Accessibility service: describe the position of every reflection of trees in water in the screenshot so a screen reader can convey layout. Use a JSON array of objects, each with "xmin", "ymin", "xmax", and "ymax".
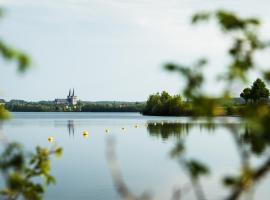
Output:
[
  {"xmin": 157, "ymin": 122, "xmax": 270, "ymax": 200},
  {"xmin": 223, "ymin": 124, "xmax": 270, "ymax": 200},
  {"xmin": 146, "ymin": 122, "xmax": 233, "ymax": 140},
  {"xmin": 147, "ymin": 123, "xmax": 191, "ymax": 140},
  {"xmin": 242, "ymin": 124, "xmax": 270, "ymax": 156},
  {"xmin": 107, "ymin": 121, "xmax": 270, "ymax": 200}
]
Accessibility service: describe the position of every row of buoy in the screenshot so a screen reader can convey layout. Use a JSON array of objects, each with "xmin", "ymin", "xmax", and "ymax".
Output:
[
  {"xmin": 47, "ymin": 122, "xmax": 171, "ymax": 142},
  {"xmin": 47, "ymin": 124, "xmax": 145, "ymax": 142},
  {"xmin": 51, "ymin": 122, "xmax": 168, "ymax": 139}
]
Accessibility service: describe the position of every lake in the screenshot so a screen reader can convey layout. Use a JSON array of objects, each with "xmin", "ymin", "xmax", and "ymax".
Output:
[{"xmin": 1, "ymin": 112, "xmax": 270, "ymax": 200}]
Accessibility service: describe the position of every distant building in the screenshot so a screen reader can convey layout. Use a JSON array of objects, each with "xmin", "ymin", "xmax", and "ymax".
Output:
[{"xmin": 55, "ymin": 89, "xmax": 78, "ymax": 106}]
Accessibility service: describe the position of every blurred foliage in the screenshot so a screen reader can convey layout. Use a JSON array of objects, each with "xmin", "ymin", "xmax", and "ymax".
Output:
[
  {"xmin": 0, "ymin": 9, "xmax": 30, "ymax": 73},
  {"xmin": 145, "ymin": 120, "xmax": 270, "ymax": 200},
  {"xmin": 0, "ymin": 105, "xmax": 10, "ymax": 120},
  {"xmin": 0, "ymin": 143, "xmax": 62, "ymax": 200},
  {"xmin": 0, "ymin": 6, "xmax": 61, "ymax": 200},
  {"xmin": 164, "ymin": 9, "xmax": 270, "ymax": 115},
  {"xmin": 0, "ymin": 8, "xmax": 30, "ymax": 121},
  {"xmin": 160, "ymin": 9, "xmax": 270, "ymax": 200},
  {"xmin": 0, "ymin": 40, "xmax": 30, "ymax": 73},
  {"xmin": 147, "ymin": 122, "xmax": 214, "ymax": 200},
  {"xmin": 106, "ymin": 138, "xmax": 153, "ymax": 200},
  {"xmin": 165, "ymin": 59, "xmax": 206, "ymax": 99}
]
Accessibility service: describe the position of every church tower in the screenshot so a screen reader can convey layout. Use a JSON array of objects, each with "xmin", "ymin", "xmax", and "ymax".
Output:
[
  {"xmin": 55, "ymin": 89, "xmax": 78, "ymax": 105},
  {"xmin": 67, "ymin": 89, "xmax": 71, "ymax": 98},
  {"xmin": 69, "ymin": 88, "xmax": 78, "ymax": 106}
]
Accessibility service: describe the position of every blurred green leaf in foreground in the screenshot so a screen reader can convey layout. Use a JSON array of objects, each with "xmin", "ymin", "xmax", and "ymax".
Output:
[{"xmin": 0, "ymin": 6, "xmax": 61, "ymax": 200}]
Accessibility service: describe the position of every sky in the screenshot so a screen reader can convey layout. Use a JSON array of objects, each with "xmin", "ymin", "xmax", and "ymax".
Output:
[{"xmin": 0, "ymin": 0, "xmax": 270, "ymax": 101}]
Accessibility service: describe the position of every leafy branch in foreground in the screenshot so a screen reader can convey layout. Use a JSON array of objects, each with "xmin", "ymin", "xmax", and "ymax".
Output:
[
  {"xmin": 107, "ymin": 9, "xmax": 270, "ymax": 200},
  {"xmin": 163, "ymin": 9, "xmax": 270, "ymax": 200},
  {"xmin": 0, "ymin": 143, "xmax": 62, "ymax": 200},
  {"xmin": 0, "ymin": 40, "xmax": 30, "ymax": 73},
  {"xmin": 0, "ymin": 6, "xmax": 61, "ymax": 200},
  {"xmin": 0, "ymin": 7, "xmax": 31, "ymax": 121},
  {"xmin": 106, "ymin": 138, "xmax": 152, "ymax": 200}
]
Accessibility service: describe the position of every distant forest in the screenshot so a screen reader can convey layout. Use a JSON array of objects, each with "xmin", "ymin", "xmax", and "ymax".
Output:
[
  {"xmin": 3, "ymin": 100, "xmax": 145, "ymax": 112},
  {"xmin": 1, "ymin": 92, "xmax": 255, "ymax": 115}
]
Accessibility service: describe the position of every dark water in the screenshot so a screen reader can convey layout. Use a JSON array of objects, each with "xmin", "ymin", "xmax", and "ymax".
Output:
[{"xmin": 1, "ymin": 112, "xmax": 269, "ymax": 200}]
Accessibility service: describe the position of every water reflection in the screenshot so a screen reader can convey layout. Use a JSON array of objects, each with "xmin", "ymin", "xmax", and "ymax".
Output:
[
  {"xmin": 144, "ymin": 121, "xmax": 270, "ymax": 200},
  {"xmin": 147, "ymin": 122, "xmax": 190, "ymax": 140},
  {"xmin": 3, "ymin": 114, "xmax": 270, "ymax": 200},
  {"xmin": 67, "ymin": 120, "xmax": 75, "ymax": 137},
  {"xmin": 146, "ymin": 122, "xmax": 230, "ymax": 140}
]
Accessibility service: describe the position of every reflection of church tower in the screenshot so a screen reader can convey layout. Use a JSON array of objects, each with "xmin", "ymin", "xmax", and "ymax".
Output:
[{"xmin": 67, "ymin": 120, "xmax": 75, "ymax": 137}]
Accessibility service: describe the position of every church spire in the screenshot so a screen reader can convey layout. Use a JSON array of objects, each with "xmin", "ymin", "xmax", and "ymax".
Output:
[{"xmin": 68, "ymin": 89, "xmax": 71, "ymax": 97}]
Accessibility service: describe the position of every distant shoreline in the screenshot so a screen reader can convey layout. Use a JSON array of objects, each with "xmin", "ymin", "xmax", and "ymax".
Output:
[{"xmin": 3, "ymin": 100, "xmax": 145, "ymax": 113}]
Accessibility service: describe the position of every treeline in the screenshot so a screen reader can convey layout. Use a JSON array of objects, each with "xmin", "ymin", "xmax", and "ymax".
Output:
[
  {"xmin": 81, "ymin": 103, "xmax": 144, "ymax": 112},
  {"xmin": 5, "ymin": 78, "xmax": 269, "ymax": 114},
  {"xmin": 5, "ymin": 103, "xmax": 63, "ymax": 112},
  {"xmin": 4, "ymin": 101, "xmax": 145, "ymax": 112},
  {"xmin": 142, "ymin": 91, "xmax": 191, "ymax": 116},
  {"xmin": 143, "ymin": 79, "xmax": 270, "ymax": 116}
]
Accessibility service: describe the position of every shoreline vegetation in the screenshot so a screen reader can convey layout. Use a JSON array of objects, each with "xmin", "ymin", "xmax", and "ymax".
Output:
[
  {"xmin": 142, "ymin": 91, "xmax": 246, "ymax": 117},
  {"xmin": 0, "ymin": 95, "xmax": 259, "ymax": 116},
  {"xmin": 0, "ymin": 96, "xmax": 242, "ymax": 115},
  {"xmin": 2, "ymin": 79, "xmax": 270, "ymax": 116},
  {"xmin": 3, "ymin": 100, "xmax": 145, "ymax": 112}
]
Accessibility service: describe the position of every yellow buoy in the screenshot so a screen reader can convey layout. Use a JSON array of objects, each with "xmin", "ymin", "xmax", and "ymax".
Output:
[
  {"xmin": 48, "ymin": 137, "xmax": 54, "ymax": 142},
  {"xmin": 82, "ymin": 131, "xmax": 89, "ymax": 137},
  {"xmin": 134, "ymin": 124, "xmax": 139, "ymax": 128},
  {"xmin": 105, "ymin": 129, "xmax": 109, "ymax": 133}
]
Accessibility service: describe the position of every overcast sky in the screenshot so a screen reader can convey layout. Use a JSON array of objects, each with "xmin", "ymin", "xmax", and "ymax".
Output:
[{"xmin": 0, "ymin": 0, "xmax": 270, "ymax": 101}]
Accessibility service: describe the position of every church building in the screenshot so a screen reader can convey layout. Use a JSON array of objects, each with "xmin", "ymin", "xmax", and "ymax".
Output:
[{"xmin": 55, "ymin": 89, "xmax": 78, "ymax": 106}]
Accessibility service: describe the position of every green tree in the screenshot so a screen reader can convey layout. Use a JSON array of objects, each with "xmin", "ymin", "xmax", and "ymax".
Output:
[
  {"xmin": 240, "ymin": 78, "xmax": 269, "ymax": 103},
  {"xmin": 143, "ymin": 91, "xmax": 184, "ymax": 116},
  {"xmin": 240, "ymin": 88, "xmax": 251, "ymax": 103},
  {"xmin": 250, "ymin": 78, "xmax": 270, "ymax": 102}
]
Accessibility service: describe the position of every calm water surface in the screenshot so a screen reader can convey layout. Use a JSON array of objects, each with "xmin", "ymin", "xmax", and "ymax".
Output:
[{"xmin": 1, "ymin": 112, "xmax": 269, "ymax": 200}]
